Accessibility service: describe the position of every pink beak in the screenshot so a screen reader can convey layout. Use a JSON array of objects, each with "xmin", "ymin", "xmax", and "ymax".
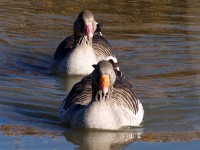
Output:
[{"xmin": 84, "ymin": 21, "xmax": 94, "ymax": 38}]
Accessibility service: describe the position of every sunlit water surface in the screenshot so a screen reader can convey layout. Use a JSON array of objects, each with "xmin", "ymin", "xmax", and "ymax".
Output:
[{"xmin": 0, "ymin": 0, "xmax": 200, "ymax": 149}]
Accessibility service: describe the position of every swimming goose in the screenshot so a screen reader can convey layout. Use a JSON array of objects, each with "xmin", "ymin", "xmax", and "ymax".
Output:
[
  {"xmin": 60, "ymin": 60, "xmax": 144, "ymax": 130},
  {"xmin": 50, "ymin": 10, "xmax": 114, "ymax": 75}
]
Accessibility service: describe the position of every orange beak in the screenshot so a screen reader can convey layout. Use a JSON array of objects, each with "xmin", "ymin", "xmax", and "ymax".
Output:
[{"xmin": 100, "ymin": 75, "xmax": 110, "ymax": 94}]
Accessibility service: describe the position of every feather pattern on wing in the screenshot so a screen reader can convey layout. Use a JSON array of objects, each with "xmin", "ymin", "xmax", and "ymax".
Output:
[
  {"xmin": 53, "ymin": 33, "xmax": 113, "ymax": 61},
  {"xmin": 61, "ymin": 74, "xmax": 139, "ymax": 115}
]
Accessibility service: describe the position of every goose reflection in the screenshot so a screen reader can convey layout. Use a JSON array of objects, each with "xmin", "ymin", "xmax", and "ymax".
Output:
[
  {"xmin": 64, "ymin": 128, "xmax": 143, "ymax": 150},
  {"xmin": 62, "ymin": 75, "xmax": 84, "ymax": 91}
]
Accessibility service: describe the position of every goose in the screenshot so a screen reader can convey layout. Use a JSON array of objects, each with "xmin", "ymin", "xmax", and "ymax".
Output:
[
  {"xmin": 60, "ymin": 59, "xmax": 144, "ymax": 130},
  {"xmin": 50, "ymin": 10, "xmax": 114, "ymax": 75}
]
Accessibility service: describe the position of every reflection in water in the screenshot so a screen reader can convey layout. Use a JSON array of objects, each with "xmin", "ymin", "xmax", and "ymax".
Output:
[
  {"xmin": 0, "ymin": 124, "xmax": 74, "ymax": 149},
  {"xmin": 140, "ymin": 131, "xmax": 200, "ymax": 142},
  {"xmin": 62, "ymin": 75, "xmax": 84, "ymax": 91},
  {"xmin": 64, "ymin": 128, "xmax": 143, "ymax": 150}
]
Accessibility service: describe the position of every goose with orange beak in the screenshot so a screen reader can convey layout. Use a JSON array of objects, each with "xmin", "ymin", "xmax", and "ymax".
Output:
[{"xmin": 60, "ymin": 60, "xmax": 144, "ymax": 130}]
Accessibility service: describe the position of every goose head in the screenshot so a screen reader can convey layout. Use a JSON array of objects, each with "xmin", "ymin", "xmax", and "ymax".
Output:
[
  {"xmin": 73, "ymin": 10, "xmax": 97, "ymax": 39},
  {"xmin": 92, "ymin": 60, "xmax": 116, "ymax": 95}
]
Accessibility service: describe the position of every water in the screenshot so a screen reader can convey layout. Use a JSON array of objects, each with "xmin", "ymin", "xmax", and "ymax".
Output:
[{"xmin": 0, "ymin": 0, "xmax": 200, "ymax": 149}]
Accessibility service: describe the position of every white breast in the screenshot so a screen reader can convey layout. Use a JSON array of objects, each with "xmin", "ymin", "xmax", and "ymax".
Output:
[
  {"xmin": 58, "ymin": 45, "xmax": 98, "ymax": 75},
  {"xmin": 68, "ymin": 99, "xmax": 144, "ymax": 130},
  {"xmin": 69, "ymin": 101, "xmax": 119, "ymax": 129}
]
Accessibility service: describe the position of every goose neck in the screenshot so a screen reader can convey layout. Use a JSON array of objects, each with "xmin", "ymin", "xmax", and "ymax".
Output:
[
  {"xmin": 91, "ymin": 85, "xmax": 113, "ymax": 102},
  {"xmin": 74, "ymin": 35, "xmax": 92, "ymax": 47}
]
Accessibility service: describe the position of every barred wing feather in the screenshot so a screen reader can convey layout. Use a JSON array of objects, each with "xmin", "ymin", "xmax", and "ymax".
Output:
[
  {"xmin": 53, "ymin": 34, "xmax": 113, "ymax": 61},
  {"xmin": 61, "ymin": 75, "xmax": 139, "ymax": 115}
]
